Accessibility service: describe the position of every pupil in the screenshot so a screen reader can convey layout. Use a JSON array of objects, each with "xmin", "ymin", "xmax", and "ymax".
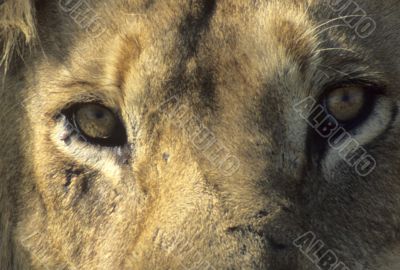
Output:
[
  {"xmin": 341, "ymin": 94, "xmax": 350, "ymax": 102},
  {"xmin": 94, "ymin": 110, "xmax": 104, "ymax": 119}
]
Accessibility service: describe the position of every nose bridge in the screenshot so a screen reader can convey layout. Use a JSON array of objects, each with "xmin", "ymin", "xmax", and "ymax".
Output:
[
  {"xmin": 220, "ymin": 93, "xmax": 309, "ymax": 228},
  {"xmin": 278, "ymin": 101, "xmax": 309, "ymax": 180},
  {"xmin": 257, "ymin": 87, "xmax": 309, "ymax": 184}
]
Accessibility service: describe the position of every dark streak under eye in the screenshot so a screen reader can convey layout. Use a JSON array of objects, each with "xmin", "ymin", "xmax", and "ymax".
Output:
[
  {"xmin": 64, "ymin": 168, "xmax": 84, "ymax": 189},
  {"xmin": 81, "ymin": 177, "xmax": 89, "ymax": 194}
]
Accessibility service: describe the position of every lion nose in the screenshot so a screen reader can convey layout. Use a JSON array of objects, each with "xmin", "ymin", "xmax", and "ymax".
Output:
[
  {"xmin": 267, "ymin": 235, "xmax": 291, "ymax": 251},
  {"xmin": 225, "ymin": 221, "xmax": 299, "ymax": 269}
]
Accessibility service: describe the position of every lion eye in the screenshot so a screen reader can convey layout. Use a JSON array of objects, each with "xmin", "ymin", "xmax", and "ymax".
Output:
[
  {"xmin": 75, "ymin": 104, "xmax": 117, "ymax": 139},
  {"xmin": 325, "ymin": 86, "xmax": 366, "ymax": 123},
  {"xmin": 64, "ymin": 103, "xmax": 127, "ymax": 146}
]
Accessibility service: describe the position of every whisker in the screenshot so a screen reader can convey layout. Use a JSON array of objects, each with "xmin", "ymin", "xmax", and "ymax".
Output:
[
  {"xmin": 315, "ymin": 24, "xmax": 347, "ymax": 36},
  {"xmin": 318, "ymin": 64, "xmax": 353, "ymax": 77},
  {"xmin": 311, "ymin": 15, "xmax": 367, "ymax": 33},
  {"xmin": 318, "ymin": 64, "xmax": 368, "ymax": 78},
  {"xmin": 316, "ymin": 48, "xmax": 357, "ymax": 54}
]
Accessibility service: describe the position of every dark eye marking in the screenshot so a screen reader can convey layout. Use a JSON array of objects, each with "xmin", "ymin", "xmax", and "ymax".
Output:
[{"xmin": 64, "ymin": 168, "xmax": 84, "ymax": 189}]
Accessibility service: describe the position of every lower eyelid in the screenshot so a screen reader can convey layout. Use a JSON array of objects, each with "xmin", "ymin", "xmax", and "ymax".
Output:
[
  {"xmin": 52, "ymin": 120, "xmax": 129, "ymax": 177},
  {"xmin": 309, "ymin": 96, "xmax": 392, "ymax": 156},
  {"xmin": 335, "ymin": 98, "xmax": 393, "ymax": 145},
  {"xmin": 319, "ymin": 98, "xmax": 394, "ymax": 179}
]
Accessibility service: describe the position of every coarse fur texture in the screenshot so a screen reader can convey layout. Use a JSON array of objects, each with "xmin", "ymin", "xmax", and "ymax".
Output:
[{"xmin": 1, "ymin": 0, "xmax": 400, "ymax": 269}]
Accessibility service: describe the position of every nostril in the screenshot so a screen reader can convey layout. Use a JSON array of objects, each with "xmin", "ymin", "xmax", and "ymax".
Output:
[
  {"xmin": 267, "ymin": 236, "xmax": 290, "ymax": 251},
  {"xmin": 255, "ymin": 210, "xmax": 270, "ymax": 219}
]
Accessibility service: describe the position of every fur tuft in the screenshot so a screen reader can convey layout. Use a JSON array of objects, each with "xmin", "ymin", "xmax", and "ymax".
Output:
[{"xmin": 0, "ymin": 0, "xmax": 37, "ymax": 74}]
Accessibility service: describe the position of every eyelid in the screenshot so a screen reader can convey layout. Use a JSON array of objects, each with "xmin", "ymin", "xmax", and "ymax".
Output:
[
  {"xmin": 48, "ymin": 80, "xmax": 122, "ymax": 118},
  {"xmin": 52, "ymin": 119, "xmax": 131, "ymax": 176},
  {"xmin": 320, "ymin": 79, "xmax": 386, "ymax": 100},
  {"xmin": 61, "ymin": 102, "xmax": 121, "ymax": 123}
]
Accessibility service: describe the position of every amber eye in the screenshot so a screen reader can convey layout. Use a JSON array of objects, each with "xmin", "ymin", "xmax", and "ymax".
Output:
[
  {"xmin": 325, "ymin": 86, "xmax": 367, "ymax": 123},
  {"xmin": 64, "ymin": 103, "xmax": 127, "ymax": 146},
  {"xmin": 75, "ymin": 104, "xmax": 117, "ymax": 139}
]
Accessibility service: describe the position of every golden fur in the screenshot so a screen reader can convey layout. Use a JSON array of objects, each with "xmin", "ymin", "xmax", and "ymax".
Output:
[{"xmin": 1, "ymin": 0, "xmax": 400, "ymax": 269}]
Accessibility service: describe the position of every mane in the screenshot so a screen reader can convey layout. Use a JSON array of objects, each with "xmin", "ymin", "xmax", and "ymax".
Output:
[
  {"xmin": 0, "ymin": 1, "xmax": 38, "ymax": 268},
  {"xmin": 0, "ymin": 0, "xmax": 37, "ymax": 75}
]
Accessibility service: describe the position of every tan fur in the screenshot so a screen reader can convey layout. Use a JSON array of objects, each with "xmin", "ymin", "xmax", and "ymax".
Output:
[
  {"xmin": 0, "ymin": 0, "xmax": 37, "ymax": 75},
  {"xmin": 1, "ymin": 0, "xmax": 400, "ymax": 269}
]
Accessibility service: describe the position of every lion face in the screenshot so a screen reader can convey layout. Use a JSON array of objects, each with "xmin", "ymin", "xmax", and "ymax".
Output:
[{"xmin": 2, "ymin": 0, "xmax": 400, "ymax": 269}]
